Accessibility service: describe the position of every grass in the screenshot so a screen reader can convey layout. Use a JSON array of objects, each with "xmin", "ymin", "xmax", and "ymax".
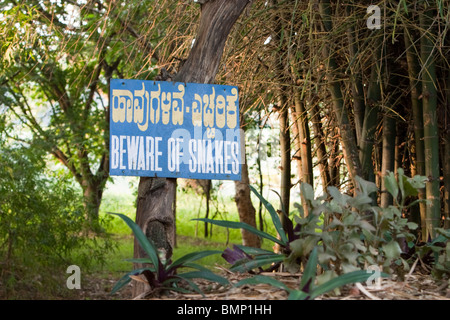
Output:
[
  {"xmin": 98, "ymin": 186, "xmax": 242, "ymax": 273},
  {"xmin": 97, "ymin": 183, "xmax": 278, "ymax": 276},
  {"xmin": 0, "ymin": 182, "xmax": 281, "ymax": 299}
]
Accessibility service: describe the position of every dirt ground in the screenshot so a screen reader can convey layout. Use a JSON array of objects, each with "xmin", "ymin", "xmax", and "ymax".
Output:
[{"xmin": 78, "ymin": 266, "xmax": 450, "ymax": 301}]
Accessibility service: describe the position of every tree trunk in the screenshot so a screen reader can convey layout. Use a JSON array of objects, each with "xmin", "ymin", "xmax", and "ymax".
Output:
[
  {"xmin": 133, "ymin": 0, "xmax": 251, "ymax": 298},
  {"xmin": 133, "ymin": 177, "xmax": 176, "ymax": 296},
  {"xmin": 256, "ymin": 115, "xmax": 264, "ymax": 231},
  {"xmin": 291, "ymin": 89, "xmax": 313, "ymax": 217},
  {"xmin": 420, "ymin": 6, "xmax": 440, "ymax": 240},
  {"xmin": 278, "ymin": 98, "xmax": 291, "ymax": 229},
  {"xmin": 269, "ymin": 0, "xmax": 291, "ymax": 228},
  {"xmin": 380, "ymin": 113, "xmax": 397, "ymax": 207},
  {"xmin": 358, "ymin": 39, "xmax": 382, "ymax": 183},
  {"xmin": 444, "ymin": 71, "xmax": 450, "ymax": 229},
  {"xmin": 293, "ymin": 89, "xmax": 313, "ymax": 187},
  {"xmin": 82, "ymin": 182, "xmax": 102, "ymax": 225},
  {"xmin": 444, "ymin": 117, "xmax": 450, "ymax": 229},
  {"xmin": 404, "ymin": 27, "xmax": 427, "ymax": 237},
  {"xmin": 234, "ymin": 152, "xmax": 261, "ymax": 248},
  {"xmin": 310, "ymin": 103, "xmax": 331, "ymax": 189},
  {"xmin": 329, "ymin": 126, "xmax": 341, "ymax": 187},
  {"xmin": 318, "ymin": 0, "xmax": 362, "ymax": 186},
  {"xmin": 203, "ymin": 180, "xmax": 212, "ymax": 238},
  {"xmin": 345, "ymin": 6, "xmax": 365, "ymax": 143}
]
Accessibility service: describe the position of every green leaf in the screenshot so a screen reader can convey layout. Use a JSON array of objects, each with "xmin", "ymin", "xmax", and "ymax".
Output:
[
  {"xmin": 410, "ymin": 175, "xmax": 427, "ymax": 189},
  {"xmin": 168, "ymin": 275, "xmax": 204, "ymax": 296},
  {"xmin": 355, "ymin": 176, "xmax": 378, "ymax": 196},
  {"xmin": 110, "ymin": 274, "xmax": 132, "ymax": 295},
  {"xmin": 125, "ymin": 258, "xmax": 157, "ymax": 267},
  {"xmin": 108, "ymin": 212, "xmax": 160, "ymax": 275},
  {"xmin": 406, "ymin": 222, "xmax": 418, "ymax": 230},
  {"xmin": 397, "ymin": 168, "xmax": 405, "ymax": 200},
  {"xmin": 234, "ymin": 275, "xmax": 290, "ymax": 291},
  {"xmin": 403, "ymin": 174, "xmax": 427, "ymax": 198},
  {"xmin": 382, "ymin": 241, "xmax": 402, "ymax": 260},
  {"xmin": 316, "ymin": 270, "xmax": 340, "ymax": 296},
  {"xmin": 402, "ymin": 176, "xmax": 418, "ymax": 198},
  {"xmin": 169, "ymin": 250, "xmax": 223, "ymax": 271},
  {"xmin": 348, "ymin": 193, "xmax": 374, "ymax": 208},
  {"xmin": 194, "ymin": 218, "xmax": 285, "ymax": 246},
  {"xmin": 288, "ymin": 290, "xmax": 310, "ymax": 300},
  {"xmin": 358, "ymin": 219, "xmax": 376, "ymax": 232},
  {"xmin": 235, "ymin": 245, "xmax": 275, "ymax": 256},
  {"xmin": 249, "ymin": 185, "xmax": 288, "ymax": 245},
  {"xmin": 342, "ymin": 213, "xmax": 356, "ymax": 226},
  {"xmin": 289, "ymin": 237, "xmax": 318, "ymax": 258},
  {"xmin": 110, "ymin": 267, "xmax": 152, "ymax": 295},
  {"xmin": 310, "ymin": 270, "xmax": 381, "ymax": 299},
  {"xmin": 383, "ymin": 172, "xmax": 398, "ymax": 200},
  {"xmin": 301, "ymin": 182, "xmax": 315, "ymax": 202},
  {"xmin": 230, "ymin": 254, "xmax": 285, "ymax": 273},
  {"xmin": 327, "ymin": 186, "xmax": 349, "ymax": 207},
  {"xmin": 299, "ymin": 246, "xmax": 318, "ymax": 292}
]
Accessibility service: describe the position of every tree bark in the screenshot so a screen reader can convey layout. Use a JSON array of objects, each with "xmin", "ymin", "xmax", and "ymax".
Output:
[
  {"xmin": 329, "ymin": 126, "xmax": 341, "ymax": 187},
  {"xmin": 319, "ymin": 0, "xmax": 362, "ymax": 186},
  {"xmin": 278, "ymin": 98, "xmax": 291, "ymax": 229},
  {"xmin": 345, "ymin": 6, "xmax": 365, "ymax": 144},
  {"xmin": 380, "ymin": 113, "xmax": 396, "ymax": 208},
  {"xmin": 82, "ymin": 179, "xmax": 104, "ymax": 230},
  {"xmin": 203, "ymin": 180, "xmax": 212, "ymax": 238},
  {"xmin": 358, "ymin": 39, "xmax": 382, "ymax": 183},
  {"xmin": 234, "ymin": 152, "xmax": 261, "ymax": 248},
  {"xmin": 293, "ymin": 89, "xmax": 313, "ymax": 187},
  {"xmin": 404, "ymin": 26, "xmax": 427, "ymax": 239},
  {"xmin": 291, "ymin": 89, "xmax": 313, "ymax": 217},
  {"xmin": 310, "ymin": 103, "xmax": 331, "ymax": 189},
  {"xmin": 444, "ymin": 71, "xmax": 450, "ymax": 230},
  {"xmin": 420, "ymin": 6, "xmax": 440, "ymax": 240},
  {"xmin": 132, "ymin": 0, "xmax": 251, "ymax": 297}
]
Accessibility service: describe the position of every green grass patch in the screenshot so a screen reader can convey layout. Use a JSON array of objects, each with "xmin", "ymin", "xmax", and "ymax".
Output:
[{"xmin": 97, "ymin": 184, "xmax": 279, "ymax": 276}]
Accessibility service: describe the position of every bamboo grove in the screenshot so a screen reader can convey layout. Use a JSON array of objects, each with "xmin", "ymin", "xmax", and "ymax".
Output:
[
  {"xmin": 1, "ymin": 0, "xmax": 449, "ymax": 243},
  {"xmin": 213, "ymin": 0, "xmax": 450, "ymax": 242}
]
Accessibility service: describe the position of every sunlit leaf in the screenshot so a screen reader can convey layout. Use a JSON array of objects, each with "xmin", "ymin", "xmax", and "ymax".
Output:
[{"xmin": 249, "ymin": 185, "xmax": 288, "ymax": 245}]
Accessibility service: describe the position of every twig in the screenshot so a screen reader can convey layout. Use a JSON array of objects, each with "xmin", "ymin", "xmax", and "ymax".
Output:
[
  {"xmin": 355, "ymin": 283, "xmax": 381, "ymax": 300},
  {"xmin": 407, "ymin": 258, "xmax": 419, "ymax": 277}
]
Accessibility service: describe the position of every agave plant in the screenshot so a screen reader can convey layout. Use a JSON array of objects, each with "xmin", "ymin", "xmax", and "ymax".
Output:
[
  {"xmin": 196, "ymin": 185, "xmax": 298, "ymax": 273},
  {"xmin": 109, "ymin": 212, "xmax": 229, "ymax": 296}
]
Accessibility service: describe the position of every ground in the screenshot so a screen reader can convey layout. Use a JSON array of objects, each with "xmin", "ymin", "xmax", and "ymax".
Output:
[{"xmin": 77, "ymin": 266, "xmax": 450, "ymax": 301}]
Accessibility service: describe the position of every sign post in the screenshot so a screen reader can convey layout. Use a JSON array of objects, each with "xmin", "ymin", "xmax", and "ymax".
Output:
[{"xmin": 109, "ymin": 79, "xmax": 242, "ymax": 181}]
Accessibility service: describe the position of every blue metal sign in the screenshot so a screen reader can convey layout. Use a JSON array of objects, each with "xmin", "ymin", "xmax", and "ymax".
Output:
[{"xmin": 109, "ymin": 79, "xmax": 242, "ymax": 180}]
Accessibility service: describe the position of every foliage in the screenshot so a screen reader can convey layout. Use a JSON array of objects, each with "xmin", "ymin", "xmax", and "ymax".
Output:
[
  {"xmin": 414, "ymin": 228, "xmax": 450, "ymax": 280},
  {"xmin": 235, "ymin": 247, "xmax": 387, "ymax": 300},
  {"xmin": 0, "ymin": 139, "xmax": 114, "ymax": 298},
  {"xmin": 109, "ymin": 213, "xmax": 228, "ymax": 297},
  {"xmin": 291, "ymin": 171, "xmax": 424, "ymax": 276},
  {"xmin": 198, "ymin": 170, "xmax": 440, "ymax": 298},
  {"xmin": 0, "ymin": 0, "xmax": 199, "ymax": 224},
  {"xmin": 196, "ymin": 185, "xmax": 292, "ymax": 273}
]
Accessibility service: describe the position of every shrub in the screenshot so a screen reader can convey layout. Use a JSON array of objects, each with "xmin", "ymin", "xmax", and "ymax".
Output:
[
  {"xmin": 0, "ymin": 142, "xmax": 114, "ymax": 298},
  {"xmin": 198, "ymin": 171, "xmax": 442, "ymax": 298}
]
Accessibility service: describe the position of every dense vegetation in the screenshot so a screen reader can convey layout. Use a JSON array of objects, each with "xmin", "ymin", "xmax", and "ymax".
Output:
[{"xmin": 0, "ymin": 0, "xmax": 449, "ymax": 299}]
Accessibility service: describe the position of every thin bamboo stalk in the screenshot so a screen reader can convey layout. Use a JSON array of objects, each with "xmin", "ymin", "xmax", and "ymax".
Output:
[
  {"xmin": 404, "ymin": 26, "xmax": 427, "ymax": 239},
  {"xmin": 318, "ymin": 0, "xmax": 363, "ymax": 186},
  {"xmin": 359, "ymin": 38, "xmax": 382, "ymax": 182},
  {"xmin": 420, "ymin": 5, "xmax": 441, "ymax": 240}
]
